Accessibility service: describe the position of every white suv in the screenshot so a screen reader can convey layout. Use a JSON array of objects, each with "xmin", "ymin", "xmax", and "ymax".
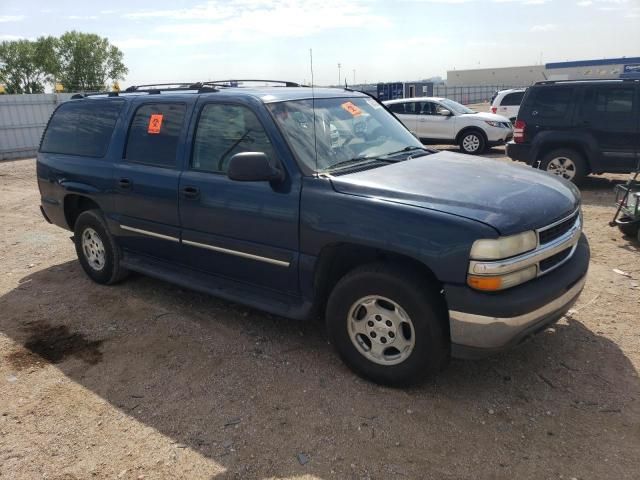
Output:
[
  {"xmin": 490, "ymin": 88, "xmax": 526, "ymax": 123},
  {"xmin": 384, "ymin": 97, "xmax": 513, "ymax": 154}
]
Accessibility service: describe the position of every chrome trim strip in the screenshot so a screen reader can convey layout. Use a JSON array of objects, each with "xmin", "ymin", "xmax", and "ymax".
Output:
[
  {"xmin": 449, "ymin": 275, "xmax": 586, "ymax": 348},
  {"xmin": 536, "ymin": 208, "xmax": 579, "ymax": 234},
  {"xmin": 120, "ymin": 225, "xmax": 180, "ymax": 243},
  {"xmin": 469, "ymin": 214, "xmax": 581, "ymax": 277},
  {"xmin": 182, "ymin": 239, "xmax": 290, "ymax": 267}
]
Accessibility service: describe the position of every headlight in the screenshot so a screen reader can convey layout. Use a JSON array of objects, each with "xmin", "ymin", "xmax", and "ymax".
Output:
[
  {"xmin": 470, "ymin": 231, "xmax": 537, "ymax": 260},
  {"xmin": 484, "ymin": 120, "xmax": 504, "ymax": 128}
]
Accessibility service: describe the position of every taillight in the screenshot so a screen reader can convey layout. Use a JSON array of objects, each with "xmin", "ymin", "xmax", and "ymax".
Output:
[
  {"xmin": 513, "ymin": 119, "xmax": 526, "ymax": 143},
  {"xmin": 490, "ymin": 106, "xmax": 497, "ymax": 114}
]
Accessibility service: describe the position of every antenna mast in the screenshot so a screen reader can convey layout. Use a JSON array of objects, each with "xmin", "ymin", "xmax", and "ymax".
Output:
[{"xmin": 310, "ymin": 48, "xmax": 318, "ymax": 175}]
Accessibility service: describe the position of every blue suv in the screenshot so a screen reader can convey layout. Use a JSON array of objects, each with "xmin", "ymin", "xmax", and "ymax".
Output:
[{"xmin": 37, "ymin": 80, "xmax": 590, "ymax": 385}]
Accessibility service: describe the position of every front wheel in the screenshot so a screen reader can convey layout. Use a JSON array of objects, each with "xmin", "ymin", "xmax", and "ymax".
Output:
[
  {"xmin": 459, "ymin": 131, "xmax": 486, "ymax": 155},
  {"xmin": 326, "ymin": 263, "xmax": 449, "ymax": 386}
]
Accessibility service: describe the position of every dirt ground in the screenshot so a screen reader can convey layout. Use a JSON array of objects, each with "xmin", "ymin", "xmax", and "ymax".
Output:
[{"xmin": 0, "ymin": 153, "xmax": 638, "ymax": 480}]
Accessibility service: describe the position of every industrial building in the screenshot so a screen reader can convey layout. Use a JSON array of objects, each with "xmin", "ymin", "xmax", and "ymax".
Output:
[{"xmin": 446, "ymin": 56, "xmax": 640, "ymax": 87}]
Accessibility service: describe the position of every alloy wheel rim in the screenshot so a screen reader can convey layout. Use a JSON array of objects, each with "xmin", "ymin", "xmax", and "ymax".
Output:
[
  {"xmin": 82, "ymin": 227, "xmax": 106, "ymax": 271},
  {"xmin": 547, "ymin": 157, "xmax": 576, "ymax": 180},
  {"xmin": 462, "ymin": 134, "xmax": 480, "ymax": 152},
  {"xmin": 347, "ymin": 295, "xmax": 416, "ymax": 366}
]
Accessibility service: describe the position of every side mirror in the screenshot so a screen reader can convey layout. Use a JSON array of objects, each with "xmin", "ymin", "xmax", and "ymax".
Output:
[
  {"xmin": 439, "ymin": 109, "xmax": 452, "ymax": 117},
  {"xmin": 227, "ymin": 152, "xmax": 283, "ymax": 182}
]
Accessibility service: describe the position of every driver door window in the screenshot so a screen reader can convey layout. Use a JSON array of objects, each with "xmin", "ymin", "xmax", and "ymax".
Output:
[{"xmin": 192, "ymin": 104, "xmax": 276, "ymax": 173}]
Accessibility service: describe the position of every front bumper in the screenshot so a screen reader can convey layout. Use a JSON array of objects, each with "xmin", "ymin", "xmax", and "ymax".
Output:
[
  {"xmin": 486, "ymin": 128, "xmax": 513, "ymax": 146},
  {"xmin": 446, "ymin": 233, "xmax": 589, "ymax": 358}
]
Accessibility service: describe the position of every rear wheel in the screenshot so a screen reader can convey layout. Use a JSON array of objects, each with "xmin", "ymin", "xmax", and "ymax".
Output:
[
  {"xmin": 74, "ymin": 210, "xmax": 128, "ymax": 285},
  {"xmin": 539, "ymin": 149, "xmax": 588, "ymax": 185},
  {"xmin": 459, "ymin": 130, "xmax": 486, "ymax": 155},
  {"xmin": 326, "ymin": 263, "xmax": 449, "ymax": 386}
]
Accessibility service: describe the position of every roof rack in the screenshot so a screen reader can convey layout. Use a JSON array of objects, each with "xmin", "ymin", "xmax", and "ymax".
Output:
[
  {"xmin": 202, "ymin": 79, "xmax": 303, "ymax": 88},
  {"xmin": 67, "ymin": 79, "xmax": 303, "ymax": 99},
  {"xmin": 124, "ymin": 82, "xmax": 214, "ymax": 92},
  {"xmin": 535, "ymin": 78, "xmax": 638, "ymax": 85},
  {"xmin": 69, "ymin": 83, "xmax": 218, "ymax": 99}
]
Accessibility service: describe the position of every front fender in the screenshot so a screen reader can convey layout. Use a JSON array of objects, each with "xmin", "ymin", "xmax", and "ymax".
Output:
[{"xmin": 299, "ymin": 177, "xmax": 497, "ymax": 285}]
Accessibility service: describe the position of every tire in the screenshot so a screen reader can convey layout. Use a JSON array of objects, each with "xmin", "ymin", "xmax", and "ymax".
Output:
[
  {"xmin": 617, "ymin": 217, "xmax": 640, "ymax": 238},
  {"xmin": 73, "ymin": 209, "xmax": 128, "ymax": 285},
  {"xmin": 539, "ymin": 149, "xmax": 588, "ymax": 186},
  {"xmin": 326, "ymin": 263, "xmax": 449, "ymax": 386},
  {"xmin": 459, "ymin": 130, "xmax": 486, "ymax": 155}
]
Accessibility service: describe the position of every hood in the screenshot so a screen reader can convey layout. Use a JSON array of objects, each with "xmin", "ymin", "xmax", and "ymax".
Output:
[
  {"xmin": 462, "ymin": 111, "xmax": 511, "ymax": 123},
  {"xmin": 330, "ymin": 151, "xmax": 580, "ymax": 236}
]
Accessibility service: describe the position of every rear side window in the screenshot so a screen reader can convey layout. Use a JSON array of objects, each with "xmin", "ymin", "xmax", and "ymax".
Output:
[
  {"xmin": 40, "ymin": 100, "xmax": 123, "ymax": 157},
  {"xmin": 125, "ymin": 103, "xmax": 186, "ymax": 168},
  {"xmin": 191, "ymin": 103, "xmax": 276, "ymax": 174},
  {"xmin": 501, "ymin": 91, "xmax": 524, "ymax": 106},
  {"xmin": 527, "ymin": 87, "xmax": 575, "ymax": 120},
  {"xmin": 580, "ymin": 85, "xmax": 636, "ymax": 126},
  {"xmin": 388, "ymin": 103, "xmax": 406, "ymax": 114},
  {"xmin": 593, "ymin": 86, "xmax": 634, "ymax": 113}
]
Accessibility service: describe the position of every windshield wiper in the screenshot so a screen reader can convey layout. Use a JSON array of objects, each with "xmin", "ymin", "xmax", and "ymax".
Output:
[
  {"xmin": 322, "ymin": 146, "xmax": 432, "ymax": 173},
  {"xmin": 322, "ymin": 156, "xmax": 381, "ymax": 172},
  {"xmin": 379, "ymin": 146, "xmax": 431, "ymax": 159}
]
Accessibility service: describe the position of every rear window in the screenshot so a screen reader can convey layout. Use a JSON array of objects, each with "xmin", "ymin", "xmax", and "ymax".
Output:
[
  {"xmin": 526, "ymin": 86, "xmax": 575, "ymax": 120},
  {"xmin": 124, "ymin": 103, "xmax": 187, "ymax": 168},
  {"xmin": 501, "ymin": 91, "xmax": 525, "ymax": 106},
  {"xmin": 40, "ymin": 100, "xmax": 123, "ymax": 157}
]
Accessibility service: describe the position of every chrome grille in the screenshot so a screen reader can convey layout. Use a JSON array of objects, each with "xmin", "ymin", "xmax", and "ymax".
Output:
[
  {"xmin": 538, "ymin": 211, "xmax": 579, "ymax": 245},
  {"xmin": 539, "ymin": 247, "xmax": 572, "ymax": 272}
]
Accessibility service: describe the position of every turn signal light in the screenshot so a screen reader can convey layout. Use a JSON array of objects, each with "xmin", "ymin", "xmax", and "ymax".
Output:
[
  {"xmin": 468, "ymin": 265, "xmax": 537, "ymax": 291},
  {"xmin": 467, "ymin": 275, "xmax": 502, "ymax": 291}
]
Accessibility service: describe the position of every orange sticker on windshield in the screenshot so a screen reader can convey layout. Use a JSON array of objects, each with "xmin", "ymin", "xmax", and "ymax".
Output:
[
  {"xmin": 341, "ymin": 101, "xmax": 362, "ymax": 117},
  {"xmin": 148, "ymin": 114, "xmax": 163, "ymax": 134}
]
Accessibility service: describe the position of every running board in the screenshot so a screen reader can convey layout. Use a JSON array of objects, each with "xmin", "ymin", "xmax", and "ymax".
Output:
[{"xmin": 121, "ymin": 252, "xmax": 313, "ymax": 321}]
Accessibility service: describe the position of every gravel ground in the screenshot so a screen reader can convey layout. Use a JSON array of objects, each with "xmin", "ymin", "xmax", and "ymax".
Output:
[{"xmin": 0, "ymin": 154, "xmax": 639, "ymax": 480}]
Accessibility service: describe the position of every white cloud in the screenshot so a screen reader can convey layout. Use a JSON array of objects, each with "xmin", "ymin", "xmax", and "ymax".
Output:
[
  {"xmin": 113, "ymin": 38, "xmax": 164, "ymax": 49},
  {"xmin": 124, "ymin": 0, "xmax": 391, "ymax": 44},
  {"xmin": 530, "ymin": 23, "xmax": 557, "ymax": 31},
  {"xmin": 0, "ymin": 15, "xmax": 25, "ymax": 22},
  {"xmin": 67, "ymin": 15, "xmax": 99, "ymax": 20}
]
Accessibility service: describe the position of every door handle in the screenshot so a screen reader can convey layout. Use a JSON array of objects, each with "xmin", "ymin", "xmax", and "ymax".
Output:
[
  {"xmin": 181, "ymin": 186, "xmax": 200, "ymax": 199},
  {"xmin": 118, "ymin": 178, "xmax": 132, "ymax": 189}
]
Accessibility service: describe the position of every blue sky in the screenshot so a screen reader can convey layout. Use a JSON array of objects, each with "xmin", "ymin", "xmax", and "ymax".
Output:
[{"xmin": 1, "ymin": 0, "xmax": 639, "ymax": 87}]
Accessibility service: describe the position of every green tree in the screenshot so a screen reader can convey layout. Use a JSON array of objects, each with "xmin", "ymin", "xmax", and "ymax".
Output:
[
  {"xmin": 0, "ymin": 37, "xmax": 57, "ymax": 94},
  {"xmin": 56, "ymin": 31, "xmax": 127, "ymax": 92}
]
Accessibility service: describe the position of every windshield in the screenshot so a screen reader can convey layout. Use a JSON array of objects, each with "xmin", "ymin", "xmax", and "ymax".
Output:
[
  {"xmin": 267, "ymin": 97, "xmax": 424, "ymax": 174},
  {"xmin": 439, "ymin": 99, "xmax": 475, "ymax": 115}
]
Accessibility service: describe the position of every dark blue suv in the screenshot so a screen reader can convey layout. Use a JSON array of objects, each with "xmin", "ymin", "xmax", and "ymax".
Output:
[{"xmin": 37, "ymin": 80, "xmax": 590, "ymax": 385}]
